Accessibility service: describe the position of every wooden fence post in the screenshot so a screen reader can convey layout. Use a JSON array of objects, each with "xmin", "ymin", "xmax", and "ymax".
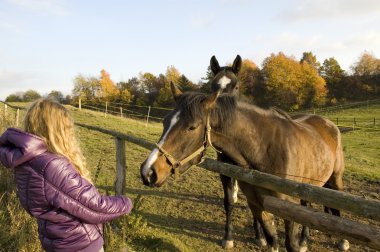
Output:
[
  {"xmin": 145, "ymin": 106, "xmax": 151, "ymax": 128},
  {"xmin": 79, "ymin": 98, "xmax": 82, "ymax": 110},
  {"xmin": 15, "ymin": 109, "xmax": 20, "ymax": 127},
  {"xmin": 120, "ymin": 107, "xmax": 123, "ymax": 117},
  {"xmin": 115, "ymin": 137, "xmax": 126, "ymax": 195},
  {"xmin": 105, "ymin": 102, "xmax": 108, "ymax": 118},
  {"xmin": 4, "ymin": 104, "xmax": 7, "ymax": 118}
]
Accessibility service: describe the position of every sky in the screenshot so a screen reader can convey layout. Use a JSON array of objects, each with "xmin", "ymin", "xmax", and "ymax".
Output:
[{"xmin": 1, "ymin": 0, "xmax": 380, "ymax": 100}]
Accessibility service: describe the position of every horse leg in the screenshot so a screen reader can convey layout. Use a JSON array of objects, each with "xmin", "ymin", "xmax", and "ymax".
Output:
[
  {"xmin": 285, "ymin": 219, "xmax": 301, "ymax": 252},
  {"xmin": 248, "ymin": 201, "xmax": 279, "ymax": 251},
  {"xmin": 220, "ymin": 174, "xmax": 235, "ymax": 249},
  {"xmin": 253, "ymin": 217, "xmax": 267, "ymax": 247},
  {"xmin": 299, "ymin": 200, "xmax": 310, "ymax": 252},
  {"xmin": 324, "ymin": 174, "xmax": 350, "ymax": 251}
]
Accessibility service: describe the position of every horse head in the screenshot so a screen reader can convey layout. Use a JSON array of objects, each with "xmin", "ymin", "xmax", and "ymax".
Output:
[
  {"xmin": 140, "ymin": 83, "xmax": 220, "ymax": 187},
  {"xmin": 210, "ymin": 55, "xmax": 242, "ymax": 94}
]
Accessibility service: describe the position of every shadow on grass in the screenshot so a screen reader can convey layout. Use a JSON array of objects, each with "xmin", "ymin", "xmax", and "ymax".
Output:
[{"xmin": 136, "ymin": 210, "xmax": 255, "ymax": 246}]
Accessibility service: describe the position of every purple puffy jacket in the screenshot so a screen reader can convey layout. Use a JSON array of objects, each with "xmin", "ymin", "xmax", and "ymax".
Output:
[{"xmin": 0, "ymin": 128, "xmax": 133, "ymax": 252}]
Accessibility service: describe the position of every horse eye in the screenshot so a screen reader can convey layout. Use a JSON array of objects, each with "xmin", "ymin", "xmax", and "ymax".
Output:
[{"xmin": 188, "ymin": 125, "xmax": 197, "ymax": 131}]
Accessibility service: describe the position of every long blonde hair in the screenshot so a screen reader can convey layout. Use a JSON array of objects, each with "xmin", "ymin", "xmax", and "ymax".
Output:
[{"xmin": 24, "ymin": 98, "xmax": 92, "ymax": 182}]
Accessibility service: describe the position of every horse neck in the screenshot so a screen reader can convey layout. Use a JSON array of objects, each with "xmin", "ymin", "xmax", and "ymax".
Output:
[{"xmin": 210, "ymin": 105, "xmax": 279, "ymax": 168}]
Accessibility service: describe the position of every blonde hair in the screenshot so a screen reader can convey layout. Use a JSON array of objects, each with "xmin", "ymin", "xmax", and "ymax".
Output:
[{"xmin": 24, "ymin": 98, "xmax": 92, "ymax": 182}]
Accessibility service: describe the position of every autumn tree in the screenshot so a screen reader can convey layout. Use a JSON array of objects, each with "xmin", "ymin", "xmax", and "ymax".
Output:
[
  {"xmin": 165, "ymin": 66, "xmax": 181, "ymax": 84},
  {"xmin": 351, "ymin": 51, "xmax": 380, "ymax": 76},
  {"xmin": 238, "ymin": 59, "xmax": 262, "ymax": 102},
  {"xmin": 261, "ymin": 52, "xmax": 326, "ymax": 110},
  {"xmin": 98, "ymin": 69, "xmax": 118, "ymax": 101},
  {"xmin": 347, "ymin": 52, "xmax": 380, "ymax": 99}
]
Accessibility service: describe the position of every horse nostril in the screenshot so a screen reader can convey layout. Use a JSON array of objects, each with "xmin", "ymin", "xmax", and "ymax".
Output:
[{"xmin": 148, "ymin": 169, "xmax": 157, "ymax": 185}]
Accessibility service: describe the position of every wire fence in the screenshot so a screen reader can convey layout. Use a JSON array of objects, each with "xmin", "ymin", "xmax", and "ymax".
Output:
[
  {"xmin": 80, "ymin": 100, "xmax": 173, "ymax": 123},
  {"xmin": 1, "ymin": 99, "xmax": 379, "ymax": 130}
]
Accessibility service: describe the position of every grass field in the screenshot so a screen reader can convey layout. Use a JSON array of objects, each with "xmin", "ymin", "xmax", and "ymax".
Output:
[{"xmin": 0, "ymin": 101, "xmax": 379, "ymax": 251}]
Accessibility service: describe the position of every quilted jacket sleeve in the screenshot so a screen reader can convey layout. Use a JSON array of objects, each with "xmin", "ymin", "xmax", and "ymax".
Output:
[{"xmin": 43, "ymin": 157, "xmax": 133, "ymax": 224}]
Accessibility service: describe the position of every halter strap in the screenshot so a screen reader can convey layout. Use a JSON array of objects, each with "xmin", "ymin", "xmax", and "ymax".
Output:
[{"xmin": 155, "ymin": 114, "xmax": 219, "ymax": 180}]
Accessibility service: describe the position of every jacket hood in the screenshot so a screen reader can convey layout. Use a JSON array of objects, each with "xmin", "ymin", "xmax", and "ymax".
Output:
[{"xmin": 0, "ymin": 128, "xmax": 48, "ymax": 169}]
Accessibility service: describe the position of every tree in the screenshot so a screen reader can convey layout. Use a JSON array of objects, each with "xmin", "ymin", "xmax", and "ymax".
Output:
[
  {"xmin": 72, "ymin": 74, "xmax": 100, "ymax": 102},
  {"xmin": 300, "ymin": 62, "xmax": 327, "ymax": 107},
  {"xmin": 155, "ymin": 82, "xmax": 175, "ymax": 107},
  {"xmin": 261, "ymin": 52, "xmax": 326, "ymax": 110},
  {"xmin": 199, "ymin": 66, "xmax": 214, "ymax": 93},
  {"xmin": 300, "ymin": 52, "xmax": 321, "ymax": 72},
  {"xmin": 99, "ymin": 69, "xmax": 118, "ymax": 101},
  {"xmin": 237, "ymin": 59, "xmax": 262, "ymax": 102},
  {"xmin": 165, "ymin": 66, "xmax": 181, "ymax": 84},
  {"xmin": 48, "ymin": 90, "xmax": 64, "ymax": 103},
  {"xmin": 124, "ymin": 77, "xmax": 142, "ymax": 105},
  {"xmin": 23, "ymin": 90, "xmax": 41, "ymax": 102},
  {"xmin": 5, "ymin": 93, "xmax": 23, "ymax": 102},
  {"xmin": 177, "ymin": 74, "xmax": 197, "ymax": 92},
  {"xmin": 351, "ymin": 51, "xmax": 380, "ymax": 76},
  {"xmin": 320, "ymin": 57, "xmax": 346, "ymax": 100},
  {"xmin": 116, "ymin": 82, "xmax": 132, "ymax": 103}
]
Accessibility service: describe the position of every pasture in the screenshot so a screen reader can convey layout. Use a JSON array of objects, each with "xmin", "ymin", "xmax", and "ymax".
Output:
[{"xmin": 0, "ymin": 102, "xmax": 379, "ymax": 251}]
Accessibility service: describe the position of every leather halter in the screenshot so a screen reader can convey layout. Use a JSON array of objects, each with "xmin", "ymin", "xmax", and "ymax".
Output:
[{"xmin": 155, "ymin": 115, "xmax": 219, "ymax": 180}]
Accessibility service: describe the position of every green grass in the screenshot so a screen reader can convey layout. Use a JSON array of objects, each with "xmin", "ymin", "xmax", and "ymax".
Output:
[
  {"xmin": 0, "ymin": 102, "xmax": 379, "ymax": 251},
  {"xmin": 319, "ymin": 104, "xmax": 380, "ymax": 180}
]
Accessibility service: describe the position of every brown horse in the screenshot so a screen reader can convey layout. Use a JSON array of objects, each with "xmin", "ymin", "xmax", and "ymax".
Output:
[{"xmin": 140, "ymin": 85, "xmax": 348, "ymax": 252}]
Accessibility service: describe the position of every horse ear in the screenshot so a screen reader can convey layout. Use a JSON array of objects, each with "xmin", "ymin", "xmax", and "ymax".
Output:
[
  {"xmin": 170, "ymin": 82, "xmax": 182, "ymax": 102},
  {"xmin": 232, "ymin": 55, "xmax": 242, "ymax": 74},
  {"xmin": 210, "ymin": 55, "xmax": 221, "ymax": 75},
  {"xmin": 203, "ymin": 90, "xmax": 220, "ymax": 110}
]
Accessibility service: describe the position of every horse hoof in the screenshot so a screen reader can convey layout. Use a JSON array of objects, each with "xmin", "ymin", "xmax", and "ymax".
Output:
[
  {"xmin": 338, "ymin": 239, "xmax": 350, "ymax": 251},
  {"xmin": 253, "ymin": 238, "xmax": 267, "ymax": 247},
  {"xmin": 222, "ymin": 240, "xmax": 234, "ymax": 249},
  {"xmin": 299, "ymin": 245, "xmax": 308, "ymax": 252},
  {"xmin": 267, "ymin": 247, "xmax": 279, "ymax": 252}
]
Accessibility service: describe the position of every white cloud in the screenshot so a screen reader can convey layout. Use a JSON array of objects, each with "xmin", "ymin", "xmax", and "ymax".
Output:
[
  {"xmin": 277, "ymin": 0, "xmax": 380, "ymax": 22},
  {"xmin": 6, "ymin": 0, "xmax": 70, "ymax": 16}
]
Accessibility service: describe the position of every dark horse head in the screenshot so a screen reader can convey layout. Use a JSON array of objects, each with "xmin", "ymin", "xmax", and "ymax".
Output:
[{"xmin": 210, "ymin": 55, "xmax": 242, "ymax": 95}]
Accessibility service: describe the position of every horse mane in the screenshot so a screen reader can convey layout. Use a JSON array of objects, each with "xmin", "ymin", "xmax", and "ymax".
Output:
[
  {"xmin": 177, "ymin": 92, "xmax": 237, "ymax": 128},
  {"xmin": 177, "ymin": 92, "xmax": 293, "ymax": 129}
]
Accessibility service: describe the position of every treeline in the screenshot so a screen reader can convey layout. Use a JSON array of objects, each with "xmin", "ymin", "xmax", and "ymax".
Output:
[{"xmin": 5, "ymin": 51, "xmax": 380, "ymax": 111}]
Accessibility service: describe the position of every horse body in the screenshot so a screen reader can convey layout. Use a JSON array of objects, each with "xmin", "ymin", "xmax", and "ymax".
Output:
[{"xmin": 140, "ymin": 88, "xmax": 346, "ymax": 251}]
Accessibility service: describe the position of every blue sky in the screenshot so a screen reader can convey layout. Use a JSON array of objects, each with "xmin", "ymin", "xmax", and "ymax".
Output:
[{"xmin": 1, "ymin": 0, "xmax": 380, "ymax": 100}]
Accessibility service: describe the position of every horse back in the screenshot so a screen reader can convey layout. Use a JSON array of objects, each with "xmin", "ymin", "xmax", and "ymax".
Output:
[{"xmin": 293, "ymin": 114, "xmax": 340, "ymax": 155}]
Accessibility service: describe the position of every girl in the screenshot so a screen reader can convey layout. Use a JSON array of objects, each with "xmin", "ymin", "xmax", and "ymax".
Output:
[{"xmin": 0, "ymin": 98, "xmax": 133, "ymax": 252}]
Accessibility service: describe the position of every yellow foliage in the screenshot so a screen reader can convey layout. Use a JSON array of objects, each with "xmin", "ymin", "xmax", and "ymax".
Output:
[{"xmin": 99, "ymin": 69, "xmax": 118, "ymax": 100}]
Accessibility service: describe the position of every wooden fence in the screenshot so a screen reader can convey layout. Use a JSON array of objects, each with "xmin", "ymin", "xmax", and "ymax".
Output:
[
  {"xmin": 2, "ymin": 101, "xmax": 380, "ymax": 249},
  {"xmin": 76, "ymin": 123, "xmax": 380, "ymax": 250}
]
